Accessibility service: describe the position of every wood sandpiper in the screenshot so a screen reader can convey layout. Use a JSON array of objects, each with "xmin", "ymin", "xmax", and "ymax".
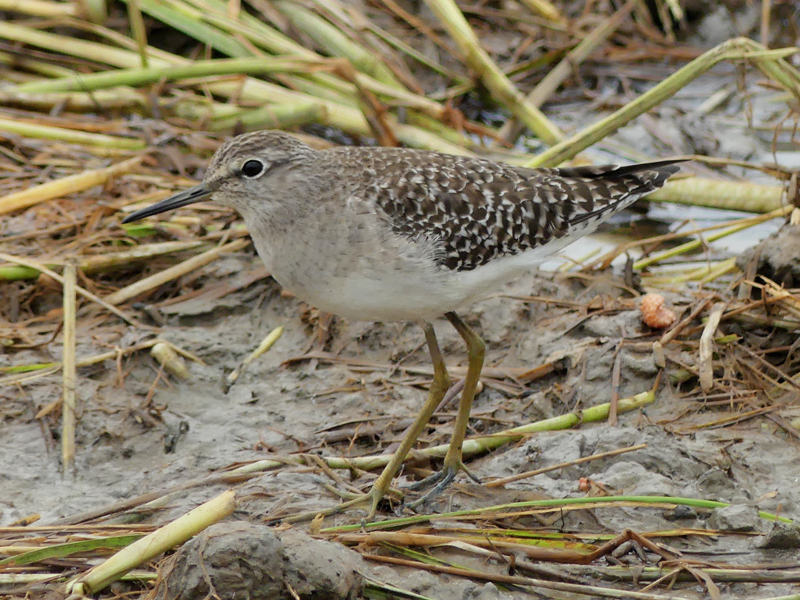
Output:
[{"xmin": 123, "ymin": 131, "xmax": 681, "ymax": 520}]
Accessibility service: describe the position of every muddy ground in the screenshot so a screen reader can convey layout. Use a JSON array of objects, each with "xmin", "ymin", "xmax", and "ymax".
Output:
[
  {"xmin": 3, "ymin": 253, "xmax": 800, "ymax": 598},
  {"xmin": 2, "ymin": 45, "xmax": 800, "ymax": 600}
]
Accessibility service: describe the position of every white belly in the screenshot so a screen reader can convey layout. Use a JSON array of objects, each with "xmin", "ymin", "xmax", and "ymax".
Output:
[
  {"xmin": 246, "ymin": 209, "xmax": 576, "ymax": 323},
  {"xmin": 273, "ymin": 264, "xmax": 463, "ymax": 322},
  {"xmin": 272, "ymin": 245, "xmax": 561, "ymax": 322}
]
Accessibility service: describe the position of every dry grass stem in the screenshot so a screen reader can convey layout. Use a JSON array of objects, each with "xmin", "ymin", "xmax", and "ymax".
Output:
[
  {"xmin": 102, "ymin": 239, "xmax": 250, "ymax": 305},
  {"xmin": 127, "ymin": 0, "xmax": 149, "ymax": 68},
  {"xmin": 66, "ymin": 490, "xmax": 237, "ymax": 595},
  {"xmin": 0, "ymin": 117, "xmax": 145, "ymax": 149},
  {"xmin": 61, "ymin": 261, "xmax": 78, "ymax": 475},
  {"xmin": 0, "ymin": 252, "xmax": 139, "ymax": 325},
  {"xmin": 226, "ymin": 325, "xmax": 284, "ymax": 386},
  {"xmin": 526, "ymin": 38, "xmax": 800, "ymax": 167},
  {"xmin": 0, "ymin": 0, "xmax": 78, "ymax": 17},
  {"xmin": 364, "ymin": 554, "xmax": 688, "ymax": 600},
  {"xmin": 498, "ymin": 0, "xmax": 638, "ymax": 144},
  {"xmin": 0, "ymin": 339, "xmax": 201, "ymax": 388},
  {"xmin": 150, "ymin": 342, "xmax": 189, "ymax": 379},
  {"xmin": 0, "ymin": 157, "xmax": 142, "ymax": 215},
  {"xmin": 634, "ymin": 206, "xmax": 792, "ymax": 270},
  {"xmin": 698, "ymin": 303, "xmax": 727, "ymax": 393},
  {"xmin": 518, "ymin": 0, "xmax": 565, "ymax": 23},
  {"xmin": 423, "ymin": 0, "xmax": 563, "ymax": 145}
]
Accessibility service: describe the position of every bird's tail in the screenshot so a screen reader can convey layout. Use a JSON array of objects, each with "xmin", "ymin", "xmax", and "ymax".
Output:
[{"xmin": 557, "ymin": 159, "xmax": 685, "ymax": 226}]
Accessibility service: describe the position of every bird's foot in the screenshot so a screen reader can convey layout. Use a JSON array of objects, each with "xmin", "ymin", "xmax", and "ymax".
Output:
[
  {"xmin": 405, "ymin": 459, "xmax": 480, "ymax": 509},
  {"xmin": 281, "ymin": 483, "xmax": 401, "ymax": 524}
]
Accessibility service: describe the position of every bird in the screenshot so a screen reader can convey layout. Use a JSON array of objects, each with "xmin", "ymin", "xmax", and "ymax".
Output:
[{"xmin": 122, "ymin": 131, "xmax": 681, "ymax": 520}]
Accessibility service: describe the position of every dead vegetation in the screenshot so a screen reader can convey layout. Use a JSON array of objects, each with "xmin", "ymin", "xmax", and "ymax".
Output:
[{"xmin": 1, "ymin": 0, "xmax": 800, "ymax": 598}]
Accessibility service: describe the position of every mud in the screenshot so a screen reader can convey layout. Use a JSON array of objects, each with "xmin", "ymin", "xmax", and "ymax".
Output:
[
  {"xmin": 3, "ymin": 264, "xmax": 800, "ymax": 598},
  {"xmin": 2, "ymin": 72, "xmax": 800, "ymax": 599},
  {"xmin": 152, "ymin": 523, "xmax": 364, "ymax": 600}
]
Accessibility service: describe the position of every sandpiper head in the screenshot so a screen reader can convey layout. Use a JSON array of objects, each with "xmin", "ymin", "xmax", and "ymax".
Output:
[{"xmin": 121, "ymin": 131, "xmax": 316, "ymax": 223}]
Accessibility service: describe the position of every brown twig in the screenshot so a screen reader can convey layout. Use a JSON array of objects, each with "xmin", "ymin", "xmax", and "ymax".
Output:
[
  {"xmin": 364, "ymin": 551, "xmax": 686, "ymax": 599},
  {"xmin": 485, "ymin": 443, "xmax": 647, "ymax": 488}
]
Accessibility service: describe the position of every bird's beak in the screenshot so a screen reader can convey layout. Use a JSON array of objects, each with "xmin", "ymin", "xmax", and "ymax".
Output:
[{"xmin": 121, "ymin": 183, "xmax": 212, "ymax": 223}]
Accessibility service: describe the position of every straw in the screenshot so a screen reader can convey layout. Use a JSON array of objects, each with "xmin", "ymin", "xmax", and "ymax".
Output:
[
  {"xmin": 61, "ymin": 261, "xmax": 78, "ymax": 475},
  {"xmin": 0, "ymin": 157, "xmax": 142, "ymax": 215},
  {"xmin": 67, "ymin": 490, "xmax": 237, "ymax": 595},
  {"xmin": 423, "ymin": 0, "xmax": 563, "ymax": 145}
]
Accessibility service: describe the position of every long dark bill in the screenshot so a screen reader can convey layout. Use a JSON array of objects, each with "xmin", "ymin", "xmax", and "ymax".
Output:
[{"xmin": 121, "ymin": 183, "xmax": 212, "ymax": 223}]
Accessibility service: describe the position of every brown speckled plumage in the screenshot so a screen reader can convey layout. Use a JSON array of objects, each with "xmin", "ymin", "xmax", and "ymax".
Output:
[{"xmin": 324, "ymin": 147, "xmax": 680, "ymax": 271}]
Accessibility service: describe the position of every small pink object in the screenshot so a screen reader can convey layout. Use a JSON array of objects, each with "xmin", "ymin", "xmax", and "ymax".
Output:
[{"xmin": 641, "ymin": 293, "xmax": 676, "ymax": 329}]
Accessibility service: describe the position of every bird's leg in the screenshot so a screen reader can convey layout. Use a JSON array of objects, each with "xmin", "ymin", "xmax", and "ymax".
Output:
[
  {"xmin": 362, "ymin": 322, "xmax": 451, "ymax": 516},
  {"xmin": 407, "ymin": 311, "xmax": 485, "ymax": 507},
  {"xmin": 283, "ymin": 322, "xmax": 450, "ymax": 523}
]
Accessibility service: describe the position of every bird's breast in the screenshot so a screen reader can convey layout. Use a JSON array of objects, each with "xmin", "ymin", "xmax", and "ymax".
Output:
[{"xmin": 244, "ymin": 210, "xmax": 465, "ymax": 321}]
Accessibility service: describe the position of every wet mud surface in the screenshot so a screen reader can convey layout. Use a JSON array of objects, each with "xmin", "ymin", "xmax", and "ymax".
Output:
[
  {"xmin": 3, "ymin": 261, "xmax": 800, "ymax": 599},
  {"xmin": 2, "ymin": 41, "xmax": 800, "ymax": 598}
]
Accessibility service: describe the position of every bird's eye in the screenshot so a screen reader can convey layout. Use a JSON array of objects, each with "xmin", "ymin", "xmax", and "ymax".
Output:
[{"xmin": 241, "ymin": 159, "xmax": 265, "ymax": 178}]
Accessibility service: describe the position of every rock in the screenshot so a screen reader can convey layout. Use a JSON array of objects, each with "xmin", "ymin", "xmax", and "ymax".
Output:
[
  {"xmin": 758, "ymin": 522, "xmax": 800, "ymax": 549},
  {"xmin": 281, "ymin": 529, "xmax": 364, "ymax": 599},
  {"xmin": 695, "ymin": 468, "xmax": 736, "ymax": 499},
  {"xmin": 708, "ymin": 505, "xmax": 759, "ymax": 532},
  {"xmin": 152, "ymin": 522, "xmax": 363, "ymax": 600},
  {"xmin": 474, "ymin": 581, "xmax": 503, "ymax": 599},
  {"xmin": 591, "ymin": 461, "xmax": 676, "ymax": 497},
  {"xmin": 622, "ymin": 351, "xmax": 660, "ymax": 376},
  {"xmin": 736, "ymin": 224, "xmax": 800, "ymax": 288},
  {"xmin": 663, "ymin": 505, "xmax": 698, "ymax": 521},
  {"xmin": 579, "ymin": 311, "xmax": 644, "ymax": 339}
]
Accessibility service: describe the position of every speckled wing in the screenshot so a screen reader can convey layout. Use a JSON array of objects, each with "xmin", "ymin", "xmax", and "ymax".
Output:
[{"xmin": 362, "ymin": 152, "xmax": 682, "ymax": 272}]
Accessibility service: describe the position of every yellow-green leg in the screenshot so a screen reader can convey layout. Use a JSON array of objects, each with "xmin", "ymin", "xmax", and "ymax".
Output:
[
  {"xmin": 284, "ymin": 322, "xmax": 451, "ymax": 523},
  {"xmin": 363, "ymin": 322, "xmax": 451, "ymax": 517},
  {"xmin": 408, "ymin": 311, "xmax": 485, "ymax": 507}
]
